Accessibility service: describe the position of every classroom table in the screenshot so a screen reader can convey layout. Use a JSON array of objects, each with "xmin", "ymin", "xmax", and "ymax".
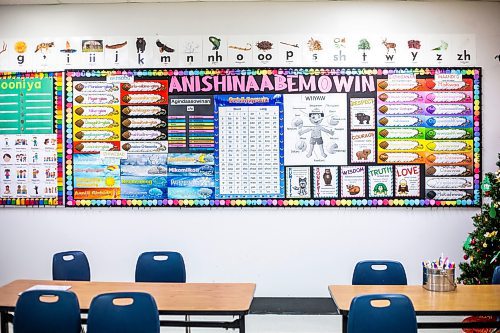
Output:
[
  {"xmin": 329, "ymin": 284, "xmax": 500, "ymax": 333},
  {"xmin": 0, "ymin": 279, "xmax": 256, "ymax": 333}
]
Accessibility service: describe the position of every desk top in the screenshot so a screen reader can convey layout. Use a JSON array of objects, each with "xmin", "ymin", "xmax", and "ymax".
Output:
[
  {"xmin": 0, "ymin": 280, "xmax": 256, "ymax": 315},
  {"xmin": 329, "ymin": 285, "xmax": 500, "ymax": 315}
]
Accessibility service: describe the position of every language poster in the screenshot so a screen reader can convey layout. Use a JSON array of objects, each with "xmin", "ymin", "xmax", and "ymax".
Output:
[
  {"xmin": 64, "ymin": 68, "xmax": 481, "ymax": 208},
  {"xmin": 284, "ymin": 93, "xmax": 347, "ymax": 166},
  {"xmin": 313, "ymin": 166, "xmax": 339, "ymax": 198},
  {"xmin": 0, "ymin": 72, "xmax": 63, "ymax": 206},
  {"xmin": 340, "ymin": 166, "xmax": 366, "ymax": 198},
  {"xmin": 286, "ymin": 166, "xmax": 311, "ymax": 199},
  {"xmin": 368, "ymin": 165, "xmax": 394, "ymax": 197},
  {"xmin": 214, "ymin": 94, "xmax": 284, "ymax": 199}
]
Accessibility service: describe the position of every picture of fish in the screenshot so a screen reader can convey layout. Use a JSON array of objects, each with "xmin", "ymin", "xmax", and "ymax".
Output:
[{"xmin": 209, "ymin": 36, "xmax": 221, "ymax": 50}]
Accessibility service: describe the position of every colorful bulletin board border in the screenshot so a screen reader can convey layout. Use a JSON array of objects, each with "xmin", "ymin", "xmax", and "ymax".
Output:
[
  {"xmin": 64, "ymin": 68, "xmax": 481, "ymax": 208},
  {"xmin": 0, "ymin": 71, "xmax": 63, "ymax": 206}
]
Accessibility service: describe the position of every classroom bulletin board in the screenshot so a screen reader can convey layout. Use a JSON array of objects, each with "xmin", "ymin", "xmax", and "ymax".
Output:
[
  {"xmin": 64, "ymin": 67, "xmax": 481, "ymax": 208},
  {"xmin": 0, "ymin": 72, "xmax": 63, "ymax": 206}
]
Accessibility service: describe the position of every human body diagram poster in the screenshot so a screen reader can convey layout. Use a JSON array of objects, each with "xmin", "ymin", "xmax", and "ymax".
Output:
[
  {"xmin": 64, "ymin": 68, "xmax": 481, "ymax": 207},
  {"xmin": 0, "ymin": 72, "xmax": 63, "ymax": 206}
]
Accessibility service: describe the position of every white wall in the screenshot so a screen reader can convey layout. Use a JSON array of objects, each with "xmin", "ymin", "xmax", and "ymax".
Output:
[{"xmin": 0, "ymin": 1, "xmax": 499, "ymax": 298}]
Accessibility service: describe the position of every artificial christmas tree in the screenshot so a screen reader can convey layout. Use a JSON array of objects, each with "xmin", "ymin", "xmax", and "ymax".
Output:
[
  {"xmin": 458, "ymin": 153, "xmax": 500, "ymax": 285},
  {"xmin": 458, "ymin": 154, "xmax": 500, "ymax": 333}
]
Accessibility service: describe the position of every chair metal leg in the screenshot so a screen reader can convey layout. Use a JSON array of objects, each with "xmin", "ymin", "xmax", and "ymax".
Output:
[
  {"xmin": 185, "ymin": 315, "xmax": 191, "ymax": 333},
  {"xmin": 1, "ymin": 311, "xmax": 9, "ymax": 333}
]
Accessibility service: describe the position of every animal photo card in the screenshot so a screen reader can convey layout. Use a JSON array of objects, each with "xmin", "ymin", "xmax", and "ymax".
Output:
[
  {"xmin": 286, "ymin": 166, "xmax": 311, "ymax": 198},
  {"xmin": 395, "ymin": 164, "xmax": 421, "ymax": 197},
  {"xmin": 368, "ymin": 165, "xmax": 394, "ymax": 197},
  {"xmin": 350, "ymin": 131, "xmax": 376, "ymax": 163},
  {"xmin": 313, "ymin": 166, "xmax": 339, "ymax": 198},
  {"xmin": 340, "ymin": 165, "xmax": 365, "ymax": 198},
  {"xmin": 350, "ymin": 98, "xmax": 375, "ymax": 130}
]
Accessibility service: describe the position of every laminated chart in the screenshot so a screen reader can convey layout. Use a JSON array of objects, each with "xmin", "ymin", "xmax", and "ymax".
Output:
[
  {"xmin": 64, "ymin": 68, "xmax": 481, "ymax": 208},
  {"xmin": 0, "ymin": 72, "xmax": 63, "ymax": 206},
  {"xmin": 214, "ymin": 94, "xmax": 284, "ymax": 199}
]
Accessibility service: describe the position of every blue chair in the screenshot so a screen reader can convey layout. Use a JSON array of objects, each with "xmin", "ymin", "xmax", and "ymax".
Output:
[
  {"xmin": 492, "ymin": 266, "xmax": 500, "ymax": 284},
  {"xmin": 53, "ymin": 250, "xmax": 91, "ymax": 281},
  {"xmin": 86, "ymin": 292, "xmax": 159, "ymax": 333},
  {"xmin": 135, "ymin": 251, "xmax": 189, "ymax": 332},
  {"xmin": 352, "ymin": 260, "xmax": 407, "ymax": 285},
  {"xmin": 347, "ymin": 294, "xmax": 417, "ymax": 333},
  {"xmin": 14, "ymin": 290, "xmax": 81, "ymax": 333},
  {"xmin": 135, "ymin": 251, "xmax": 186, "ymax": 283}
]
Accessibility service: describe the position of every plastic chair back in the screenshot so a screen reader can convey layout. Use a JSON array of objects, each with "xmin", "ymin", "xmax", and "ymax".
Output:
[
  {"xmin": 348, "ymin": 294, "xmax": 417, "ymax": 333},
  {"xmin": 135, "ymin": 251, "xmax": 186, "ymax": 283},
  {"xmin": 53, "ymin": 250, "xmax": 91, "ymax": 281},
  {"xmin": 14, "ymin": 290, "xmax": 81, "ymax": 333},
  {"xmin": 352, "ymin": 260, "xmax": 407, "ymax": 285},
  {"xmin": 493, "ymin": 266, "xmax": 500, "ymax": 284},
  {"xmin": 87, "ymin": 292, "xmax": 160, "ymax": 333}
]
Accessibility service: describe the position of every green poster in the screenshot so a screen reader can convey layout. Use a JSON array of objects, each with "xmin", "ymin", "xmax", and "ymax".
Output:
[{"xmin": 0, "ymin": 78, "xmax": 53, "ymax": 134}]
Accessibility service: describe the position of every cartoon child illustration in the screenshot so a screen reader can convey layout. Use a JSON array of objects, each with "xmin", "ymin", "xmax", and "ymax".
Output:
[
  {"xmin": 16, "ymin": 185, "xmax": 22, "ymax": 195},
  {"xmin": 4, "ymin": 185, "xmax": 11, "ymax": 195},
  {"xmin": 398, "ymin": 179, "xmax": 409, "ymax": 194},
  {"xmin": 34, "ymin": 185, "xmax": 38, "ymax": 195},
  {"xmin": 32, "ymin": 137, "xmax": 38, "ymax": 147},
  {"xmin": 298, "ymin": 108, "xmax": 334, "ymax": 158},
  {"xmin": 21, "ymin": 185, "xmax": 27, "ymax": 195},
  {"xmin": 4, "ymin": 168, "xmax": 10, "ymax": 180},
  {"xmin": 3, "ymin": 153, "xmax": 11, "ymax": 163}
]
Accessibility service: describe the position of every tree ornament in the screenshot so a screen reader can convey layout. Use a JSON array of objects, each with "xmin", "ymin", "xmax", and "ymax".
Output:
[
  {"xmin": 481, "ymin": 177, "xmax": 492, "ymax": 196},
  {"xmin": 464, "ymin": 254, "xmax": 469, "ymax": 260},
  {"xmin": 489, "ymin": 202, "xmax": 497, "ymax": 218},
  {"xmin": 483, "ymin": 242, "xmax": 488, "ymax": 248},
  {"xmin": 471, "ymin": 238, "xmax": 476, "ymax": 245},
  {"xmin": 464, "ymin": 236, "xmax": 472, "ymax": 250}
]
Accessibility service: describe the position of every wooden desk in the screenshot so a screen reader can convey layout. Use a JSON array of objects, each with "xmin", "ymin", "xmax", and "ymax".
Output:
[
  {"xmin": 329, "ymin": 285, "xmax": 500, "ymax": 333},
  {"xmin": 0, "ymin": 279, "xmax": 256, "ymax": 333}
]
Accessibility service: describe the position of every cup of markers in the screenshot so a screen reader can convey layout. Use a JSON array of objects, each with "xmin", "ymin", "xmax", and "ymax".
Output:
[{"xmin": 422, "ymin": 255, "xmax": 457, "ymax": 292}]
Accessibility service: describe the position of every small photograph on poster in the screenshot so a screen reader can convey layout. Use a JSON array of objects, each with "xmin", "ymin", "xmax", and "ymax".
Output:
[
  {"xmin": 368, "ymin": 165, "xmax": 394, "ymax": 197},
  {"xmin": 285, "ymin": 166, "xmax": 311, "ymax": 199},
  {"xmin": 1, "ymin": 150, "xmax": 14, "ymax": 165},
  {"xmin": 0, "ymin": 136, "xmax": 12, "ymax": 148},
  {"xmin": 350, "ymin": 131, "xmax": 375, "ymax": 163},
  {"xmin": 312, "ymin": 166, "xmax": 338, "ymax": 198},
  {"xmin": 2, "ymin": 183, "xmax": 13, "ymax": 197},
  {"xmin": 1, "ymin": 165, "xmax": 14, "ymax": 182},
  {"xmin": 350, "ymin": 98, "xmax": 375, "ymax": 130},
  {"xmin": 103, "ymin": 37, "xmax": 130, "ymax": 67},
  {"xmin": 340, "ymin": 166, "xmax": 365, "ymax": 198},
  {"xmin": 395, "ymin": 165, "xmax": 421, "ymax": 197}
]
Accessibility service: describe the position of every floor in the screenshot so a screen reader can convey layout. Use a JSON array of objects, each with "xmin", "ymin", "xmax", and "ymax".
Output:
[
  {"xmin": 157, "ymin": 315, "xmax": 468, "ymax": 332},
  {"xmin": 1, "ymin": 314, "xmax": 470, "ymax": 332}
]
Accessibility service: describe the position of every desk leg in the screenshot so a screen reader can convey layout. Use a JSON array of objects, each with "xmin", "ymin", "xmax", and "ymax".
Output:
[
  {"xmin": 342, "ymin": 314, "xmax": 348, "ymax": 333},
  {"xmin": 1, "ymin": 311, "xmax": 9, "ymax": 333},
  {"xmin": 239, "ymin": 315, "xmax": 245, "ymax": 333}
]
